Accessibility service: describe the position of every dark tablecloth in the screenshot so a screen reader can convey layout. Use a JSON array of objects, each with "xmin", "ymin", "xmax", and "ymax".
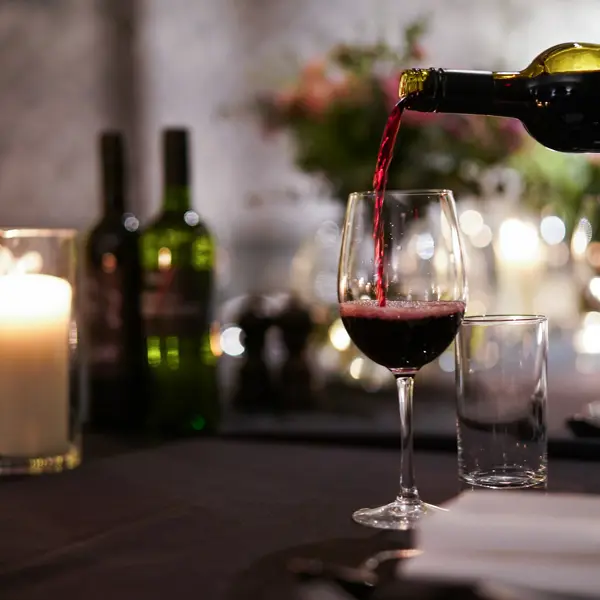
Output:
[{"xmin": 0, "ymin": 438, "xmax": 598, "ymax": 600}]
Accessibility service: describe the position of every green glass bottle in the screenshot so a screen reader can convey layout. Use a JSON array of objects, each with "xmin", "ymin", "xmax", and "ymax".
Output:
[
  {"xmin": 140, "ymin": 128, "xmax": 220, "ymax": 437},
  {"xmin": 398, "ymin": 42, "xmax": 600, "ymax": 153}
]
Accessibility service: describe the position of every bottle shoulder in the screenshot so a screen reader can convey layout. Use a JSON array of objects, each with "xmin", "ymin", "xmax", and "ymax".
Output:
[
  {"xmin": 141, "ymin": 213, "xmax": 213, "ymax": 237},
  {"xmin": 87, "ymin": 217, "xmax": 139, "ymax": 243},
  {"xmin": 522, "ymin": 42, "xmax": 600, "ymax": 77},
  {"xmin": 139, "ymin": 212, "xmax": 215, "ymax": 270}
]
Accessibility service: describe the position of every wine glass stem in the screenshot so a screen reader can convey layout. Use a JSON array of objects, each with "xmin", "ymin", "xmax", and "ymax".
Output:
[{"xmin": 396, "ymin": 375, "xmax": 419, "ymax": 505}]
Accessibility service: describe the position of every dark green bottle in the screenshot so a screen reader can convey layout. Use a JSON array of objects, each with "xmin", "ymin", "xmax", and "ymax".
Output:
[
  {"xmin": 85, "ymin": 132, "xmax": 147, "ymax": 432},
  {"xmin": 140, "ymin": 128, "xmax": 220, "ymax": 437}
]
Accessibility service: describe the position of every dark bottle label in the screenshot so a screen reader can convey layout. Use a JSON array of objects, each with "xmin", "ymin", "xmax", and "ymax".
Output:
[
  {"xmin": 141, "ymin": 267, "xmax": 211, "ymax": 336},
  {"xmin": 85, "ymin": 253, "xmax": 124, "ymax": 373}
]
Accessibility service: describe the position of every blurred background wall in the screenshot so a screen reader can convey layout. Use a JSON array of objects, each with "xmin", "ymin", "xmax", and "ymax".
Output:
[
  {"xmin": 1, "ymin": 0, "xmax": 600, "ymax": 232},
  {"xmin": 0, "ymin": 0, "xmax": 139, "ymax": 227}
]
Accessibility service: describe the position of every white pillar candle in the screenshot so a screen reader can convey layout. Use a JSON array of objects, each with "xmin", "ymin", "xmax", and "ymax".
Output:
[{"xmin": 0, "ymin": 274, "xmax": 72, "ymax": 457}]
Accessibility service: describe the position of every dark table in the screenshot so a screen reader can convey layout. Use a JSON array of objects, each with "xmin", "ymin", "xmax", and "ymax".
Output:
[{"xmin": 0, "ymin": 438, "xmax": 598, "ymax": 600}]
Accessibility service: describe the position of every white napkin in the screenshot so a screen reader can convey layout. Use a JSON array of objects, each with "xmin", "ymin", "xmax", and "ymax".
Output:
[{"xmin": 400, "ymin": 491, "xmax": 600, "ymax": 599}]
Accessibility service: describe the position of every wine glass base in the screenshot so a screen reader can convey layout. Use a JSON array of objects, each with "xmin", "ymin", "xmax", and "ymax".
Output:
[{"xmin": 352, "ymin": 500, "xmax": 440, "ymax": 530}]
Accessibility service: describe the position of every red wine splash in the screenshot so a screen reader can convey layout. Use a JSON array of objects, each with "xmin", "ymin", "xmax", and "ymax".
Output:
[{"xmin": 373, "ymin": 100, "xmax": 405, "ymax": 307}]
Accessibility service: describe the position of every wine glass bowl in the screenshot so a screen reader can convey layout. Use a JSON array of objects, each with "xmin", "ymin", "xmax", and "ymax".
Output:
[{"xmin": 338, "ymin": 190, "xmax": 466, "ymax": 529}]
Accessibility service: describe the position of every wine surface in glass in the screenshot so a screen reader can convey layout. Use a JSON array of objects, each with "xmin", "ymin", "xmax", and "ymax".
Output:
[{"xmin": 340, "ymin": 300, "xmax": 465, "ymax": 371}]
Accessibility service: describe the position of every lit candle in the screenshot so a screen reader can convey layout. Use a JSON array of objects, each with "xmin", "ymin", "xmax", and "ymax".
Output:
[{"xmin": 0, "ymin": 274, "xmax": 72, "ymax": 457}]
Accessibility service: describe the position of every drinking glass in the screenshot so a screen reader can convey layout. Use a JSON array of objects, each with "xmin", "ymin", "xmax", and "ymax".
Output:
[
  {"xmin": 0, "ymin": 229, "xmax": 81, "ymax": 475},
  {"xmin": 338, "ymin": 190, "xmax": 466, "ymax": 529},
  {"xmin": 455, "ymin": 315, "xmax": 548, "ymax": 488}
]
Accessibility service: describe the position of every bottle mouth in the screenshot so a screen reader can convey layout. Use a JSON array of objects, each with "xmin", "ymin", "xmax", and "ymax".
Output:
[{"xmin": 397, "ymin": 68, "xmax": 440, "ymax": 111}]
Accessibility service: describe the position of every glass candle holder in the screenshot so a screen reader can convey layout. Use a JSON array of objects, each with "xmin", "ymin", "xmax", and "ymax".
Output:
[{"xmin": 0, "ymin": 229, "xmax": 81, "ymax": 474}]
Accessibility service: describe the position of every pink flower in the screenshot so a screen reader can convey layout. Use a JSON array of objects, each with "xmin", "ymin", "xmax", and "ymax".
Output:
[
  {"xmin": 300, "ymin": 59, "xmax": 327, "ymax": 83},
  {"xmin": 275, "ymin": 87, "xmax": 299, "ymax": 109},
  {"xmin": 291, "ymin": 58, "xmax": 339, "ymax": 115},
  {"xmin": 332, "ymin": 77, "xmax": 354, "ymax": 101},
  {"xmin": 299, "ymin": 81, "xmax": 336, "ymax": 115}
]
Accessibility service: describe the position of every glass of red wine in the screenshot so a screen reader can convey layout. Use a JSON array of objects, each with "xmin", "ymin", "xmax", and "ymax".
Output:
[{"xmin": 338, "ymin": 190, "xmax": 467, "ymax": 530}]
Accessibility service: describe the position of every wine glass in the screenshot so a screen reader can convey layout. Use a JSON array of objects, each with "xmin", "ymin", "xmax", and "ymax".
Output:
[{"xmin": 338, "ymin": 190, "xmax": 467, "ymax": 530}]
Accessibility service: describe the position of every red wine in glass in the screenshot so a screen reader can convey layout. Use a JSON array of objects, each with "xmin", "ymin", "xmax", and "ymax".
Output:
[{"xmin": 340, "ymin": 300, "xmax": 465, "ymax": 372}]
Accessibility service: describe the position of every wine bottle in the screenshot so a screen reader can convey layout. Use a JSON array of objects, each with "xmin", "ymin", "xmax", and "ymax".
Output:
[
  {"xmin": 397, "ymin": 42, "xmax": 600, "ymax": 153},
  {"xmin": 84, "ymin": 132, "xmax": 147, "ymax": 431},
  {"xmin": 140, "ymin": 128, "xmax": 220, "ymax": 437}
]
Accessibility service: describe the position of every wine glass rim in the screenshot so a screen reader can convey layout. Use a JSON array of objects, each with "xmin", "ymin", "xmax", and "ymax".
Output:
[
  {"xmin": 462, "ymin": 314, "xmax": 547, "ymax": 325},
  {"xmin": 350, "ymin": 189, "xmax": 454, "ymax": 199},
  {"xmin": 0, "ymin": 228, "xmax": 77, "ymax": 239}
]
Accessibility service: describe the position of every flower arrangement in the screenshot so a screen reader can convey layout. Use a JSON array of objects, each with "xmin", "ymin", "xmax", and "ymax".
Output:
[{"xmin": 254, "ymin": 20, "xmax": 527, "ymax": 202}]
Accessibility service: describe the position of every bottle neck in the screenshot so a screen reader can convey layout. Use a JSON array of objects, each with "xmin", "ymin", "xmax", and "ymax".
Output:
[
  {"xmin": 103, "ymin": 193, "xmax": 125, "ymax": 215},
  {"xmin": 101, "ymin": 136, "xmax": 126, "ymax": 215},
  {"xmin": 162, "ymin": 129, "xmax": 191, "ymax": 215},
  {"xmin": 162, "ymin": 185, "xmax": 191, "ymax": 214},
  {"xmin": 400, "ymin": 68, "xmax": 523, "ymax": 119},
  {"xmin": 101, "ymin": 170, "xmax": 126, "ymax": 215}
]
